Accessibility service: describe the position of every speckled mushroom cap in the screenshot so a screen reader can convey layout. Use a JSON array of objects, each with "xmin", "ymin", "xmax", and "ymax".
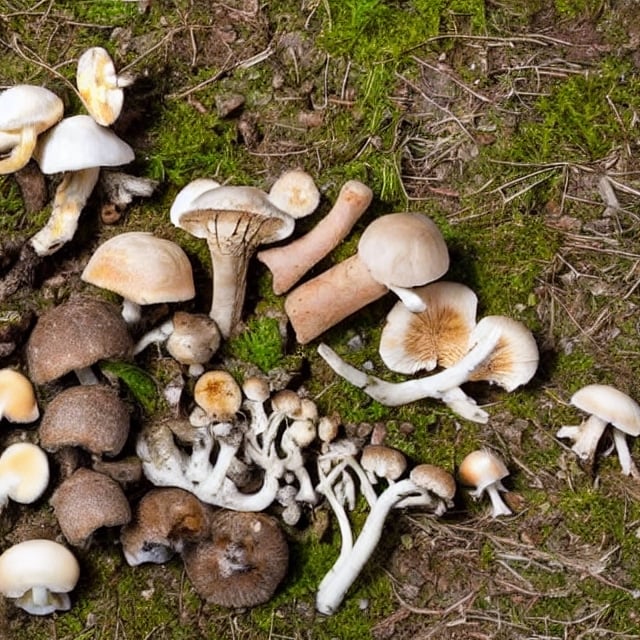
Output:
[
  {"xmin": 26, "ymin": 297, "xmax": 132, "ymax": 384},
  {"xmin": 193, "ymin": 370, "xmax": 242, "ymax": 421},
  {"xmin": 181, "ymin": 510, "xmax": 289, "ymax": 608},
  {"xmin": 360, "ymin": 444, "xmax": 407, "ymax": 481},
  {"xmin": 410, "ymin": 464, "xmax": 457, "ymax": 502},
  {"xmin": 39, "ymin": 385, "xmax": 130, "ymax": 457},
  {"xmin": 571, "ymin": 384, "xmax": 640, "ymax": 436},
  {"xmin": 50, "ymin": 467, "xmax": 131, "ymax": 548}
]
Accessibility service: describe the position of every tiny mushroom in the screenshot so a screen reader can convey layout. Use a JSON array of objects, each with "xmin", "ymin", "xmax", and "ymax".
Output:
[
  {"xmin": 0, "ymin": 539, "xmax": 80, "ymax": 615},
  {"xmin": 81, "ymin": 231, "xmax": 196, "ymax": 324},
  {"xmin": 266, "ymin": 168, "xmax": 320, "ymax": 219},
  {"xmin": 26, "ymin": 297, "xmax": 132, "ymax": 385},
  {"xmin": 0, "ymin": 368, "xmax": 40, "ymax": 424},
  {"xmin": 285, "ymin": 212, "xmax": 450, "ymax": 344},
  {"xmin": 360, "ymin": 444, "xmax": 407, "ymax": 485},
  {"xmin": 556, "ymin": 384, "xmax": 640, "ymax": 477},
  {"xmin": 405, "ymin": 464, "xmax": 456, "ymax": 516},
  {"xmin": 50, "ymin": 467, "xmax": 131, "ymax": 548},
  {"xmin": 458, "ymin": 449, "xmax": 512, "ymax": 518},
  {"xmin": 0, "ymin": 442, "xmax": 50, "ymax": 511},
  {"xmin": 0, "ymin": 84, "xmax": 64, "ymax": 174},
  {"xmin": 181, "ymin": 509, "xmax": 289, "ymax": 608}
]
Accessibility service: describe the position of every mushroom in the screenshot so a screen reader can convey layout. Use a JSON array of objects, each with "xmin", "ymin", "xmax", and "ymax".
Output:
[
  {"xmin": 39, "ymin": 385, "xmax": 130, "ymax": 459},
  {"xmin": 0, "ymin": 442, "xmax": 50, "ymax": 511},
  {"xmin": 257, "ymin": 179, "xmax": 373, "ymax": 294},
  {"xmin": 121, "ymin": 487, "xmax": 212, "ymax": 566},
  {"xmin": 81, "ymin": 231, "xmax": 196, "ymax": 324},
  {"xmin": 0, "ymin": 368, "xmax": 40, "ymax": 424},
  {"xmin": 0, "ymin": 84, "xmax": 64, "ymax": 175},
  {"xmin": 181, "ymin": 509, "xmax": 289, "ymax": 608},
  {"xmin": 284, "ymin": 212, "xmax": 450, "ymax": 344},
  {"xmin": 170, "ymin": 179, "xmax": 295, "ymax": 337},
  {"xmin": 360, "ymin": 444, "xmax": 407, "ymax": 485},
  {"xmin": 458, "ymin": 449, "xmax": 512, "ymax": 518},
  {"xmin": 556, "ymin": 384, "xmax": 640, "ymax": 477},
  {"xmin": 379, "ymin": 281, "xmax": 478, "ymax": 374},
  {"xmin": 30, "ymin": 114, "xmax": 134, "ymax": 256},
  {"xmin": 266, "ymin": 168, "xmax": 320, "ymax": 219},
  {"xmin": 50, "ymin": 467, "xmax": 131, "ymax": 548},
  {"xmin": 403, "ymin": 464, "xmax": 456, "ymax": 515},
  {"xmin": 0, "ymin": 539, "xmax": 80, "ymax": 615},
  {"xmin": 26, "ymin": 297, "xmax": 132, "ymax": 385},
  {"xmin": 76, "ymin": 46, "xmax": 133, "ymax": 126}
]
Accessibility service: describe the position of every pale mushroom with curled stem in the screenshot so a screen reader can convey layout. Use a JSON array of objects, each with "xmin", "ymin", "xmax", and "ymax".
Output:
[
  {"xmin": 458, "ymin": 449, "xmax": 512, "ymax": 518},
  {"xmin": 285, "ymin": 212, "xmax": 450, "ymax": 344},
  {"xmin": 0, "ymin": 442, "xmax": 50, "ymax": 512},
  {"xmin": 0, "ymin": 539, "xmax": 80, "ymax": 615},
  {"xmin": 0, "ymin": 368, "xmax": 39, "ymax": 424},
  {"xmin": 556, "ymin": 384, "xmax": 640, "ymax": 477}
]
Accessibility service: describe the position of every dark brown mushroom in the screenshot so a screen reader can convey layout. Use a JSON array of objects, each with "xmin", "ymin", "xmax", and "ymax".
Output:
[{"xmin": 181, "ymin": 510, "xmax": 288, "ymax": 608}]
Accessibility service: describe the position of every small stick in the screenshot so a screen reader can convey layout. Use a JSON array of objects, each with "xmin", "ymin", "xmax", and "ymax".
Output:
[{"xmin": 257, "ymin": 180, "xmax": 373, "ymax": 294}]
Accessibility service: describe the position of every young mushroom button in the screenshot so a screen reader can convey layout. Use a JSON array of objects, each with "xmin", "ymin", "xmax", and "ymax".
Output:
[
  {"xmin": 0, "ymin": 442, "xmax": 50, "ymax": 511},
  {"xmin": 0, "ymin": 368, "xmax": 40, "ymax": 424},
  {"xmin": 458, "ymin": 449, "xmax": 512, "ymax": 518}
]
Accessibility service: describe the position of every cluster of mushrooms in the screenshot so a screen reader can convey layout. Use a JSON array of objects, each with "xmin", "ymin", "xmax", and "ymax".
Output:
[{"xmin": 0, "ymin": 44, "xmax": 639, "ymax": 620}]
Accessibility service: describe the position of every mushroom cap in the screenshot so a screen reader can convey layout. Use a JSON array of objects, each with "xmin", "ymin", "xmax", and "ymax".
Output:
[
  {"xmin": 410, "ymin": 463, "xmax": 456, "ymax": 501},
  {"xmin": 270, "ymin": 389, "xmax": 302, "ymax": 418},
  {"xmin": 360, "ymin": 444, "xmax": 407, "ymax": 481},
  {"xmin": 242, "ymin": 376, "xmax": 270, "ymax": 403},
  {"xmin": 379, "ymin": 281, "xmax": 478, "ymax": 374},
  {"xmin": 181, "ymin": 510, "xmax": 289, "ymax": 608},
  {"xmin": 169, "ymin": 178, "xmax": 221, "ymax": 224},
  {"xmin": 0, "ymin": 368, "xmax": 39, "ymax": 423},
  {"xmin": 267, "ymin": 169, "xmax": 320, "ymax": 218},
  {"xmin": 357, "ymin": 212, "xmax": 449, "ymax": 288},
  {"xmin": 0, "ymin": 442, "xmax": 49, "ymax": 504},
  {"xmin": 50, "ymin": 467, "xmax": 131, "ymax": 547},
  {"xmin": 0, "ymin": 84, "xmax": 63, "ymax": 133},
  {"xmin": 571, "ymin": 384, "xmax": 640, "ymax": 436},
  {"xmin": 458, "ymin": 449, "xmax": 509, "ymax": 493},
  {"xmin": 26, "ymin": 297, "xmax": 132, "ymax": 385},
  {"xmin": 121, "ymin": 487, "xmax": 211, "ymax": 566},
  {"xmin": 81, "ymin": 231, "xmax": 196, "ymax": 306},
  {"xmin": 39, "ymin": 385, "xmax": 130, "ymax": 457},
  {"xmin": 166, "ymin": 311, "xmax": 221, "ymax": 366},
  {"xmin": 33, "ymin": 114, "xmax": 134, "ymax": 174},
  {"xmin": 0, "ymin": 539, "xmax": 79, "ymax": 614},
  {"xmin": 193, "ymin": 370, "xmax": 242, "ymax": 420},
  {"xmin": 76, "ymin": 46, "xmax": 124, "ymax": 126}
]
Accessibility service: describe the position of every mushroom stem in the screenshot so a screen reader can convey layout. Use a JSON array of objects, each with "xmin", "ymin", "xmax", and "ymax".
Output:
[
  {"xmin": 482, "ymin": 483, "xmax": 512, "ymax": 518},
  {"xmin": 441, "ymin": 387, "xmax": 489, "ymax": 424},
  {"xmin": 285, "ymin": 254, "xmax": 388, "ymax": 344},
  {"xmin": 556, "ymin": 414, "xmax": 609, "ymax": 460},
  {"xmin": 611, "ymin": 428, "xmax": 640, "ymax": 477},
  {"xmin": 0, "ymin": 125, "xmax": 37, "ymax": 175},
  {"xmin": 73, "ymin": 366, "xmax": 100, "ymax": 386},
  {"xmin": 258, "ymin": 180, "xmax": 373, "ymax": 295},
  {"xmin": 30, "ymin": 167, "xmax": 100, "ymax": 256}
]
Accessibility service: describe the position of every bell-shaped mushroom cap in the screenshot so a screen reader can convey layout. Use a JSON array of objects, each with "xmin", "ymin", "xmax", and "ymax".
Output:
[
  {"xmin": 121, "ymin": 487, "xmax": 211, "ymax": 566},
  {"xmin": 26, "ymin": 297, "xmax": 132, "ymax": 385},
  {"xmin": 76, "ymin": 46, "xmax": 126, "ymax": 126},
  {"xmin": 0, "ymin": 368, "xmax": 39, "ymax": 423},
  {"xmin": 50, "ymin": 467, "xmax": 131, "ymax": 548},
  {"xmin": 39, "ymin": 385, "xmax": 130, "ymax": 457},
  {"xmin": 81, "ymin": 231, "xmax": 196, "ymax": 306},
  {"xmin": 267, "ymin": 169, "xmax": 320, "ymax": 219},
  {"xmin": 360, "ymin": 444, "xmax": 407, "ymax": 481},
  {"xmin": 571, "ymin": 384, "xmax": 640, "ymax": 436},
  {"xmin": 0, "ymin": 539, "xmax": 80, "ymax": 615},
  {"xmin": 458, "ymin": 449, "xmax": 509, "ymax": 494},
  {"xmin": 358, "ymin": 212, "xmax": 449, "ymax": 290},
  {"xmin": 270, "ymin": 389, "xmax": 302, "ymax": 418},
  {"xmin": 467, "ymin": 315, "xmax": 539, "ymax": 391},
  {"xmin": 410, "ymin": 463, "xmax": 456, "ymax": 503},
  {"xmin": 165, "ymin": 311, "xmax": 221, "ymax": 366},
  {"xmin": 0, "ymin": 85, "xmax": 64, "ymax": 175},
  {"xmin": 379, "ymin": 281, "xmax": 478, "ymax": 374},
  {"xmin": 33, "ymin": 114, "xmax": 134, "ymax": 174},
  {"xmin": 193, "ymin": 370, "xmax": 242, "ymax": 421},
  {"xmin": 181, "ymin": 510, "xmax": 289, "ymax": 608},
  {"xmin": 242, "ymin": 375, "xmax": 270, "ymax": 403},
  {"xmin": 0, "ymin": 442, "xmax": 49, "ymax": 504}
]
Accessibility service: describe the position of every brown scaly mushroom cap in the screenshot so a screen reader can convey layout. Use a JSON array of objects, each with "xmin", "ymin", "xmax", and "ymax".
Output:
[
  {"xmin": 50, "ymin": 467, "xmax": 131, "ymax": 548},
  {"xmin": 39, "ymin": 385, "xmax": 130, "ymax": 458},
  {"xmin": 181, "ymin": 510, "xmax": 289, "ymax": 608},
  {"xmin": 26, "ymin": 297, "xmax": 132, "ymax": 385}
]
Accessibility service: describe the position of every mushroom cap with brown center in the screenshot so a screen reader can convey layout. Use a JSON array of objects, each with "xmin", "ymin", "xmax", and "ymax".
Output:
[
  {"xmin": 181, "ymin": 510, "xmax": 288, "ymax": 608},
  {"xmin": 458, "ymin": 449, "xmax": 509, "ymax": 494},
  {"xmin": 193, "ymin": 370, "xmax": 242, "ymax": 421},
  {"xmin": 26, "ymin": 297, "xmax": 132, "ymax": 385},
  {"xmin": 39, "ymin": 385, "xmax": 130, "ymax": 457},
  {"xmin": 571, "ymin": 384, "xmax": 640, "ymax": 436}
]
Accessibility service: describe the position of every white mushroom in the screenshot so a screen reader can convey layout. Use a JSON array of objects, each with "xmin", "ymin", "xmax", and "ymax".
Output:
[
  {"xmin": 458, "ymin": 449, "xmax": 512, "ymax": 518},
  {"xmin": 0, "ymin": 443, "xmax": 49, "ymax": 511}
]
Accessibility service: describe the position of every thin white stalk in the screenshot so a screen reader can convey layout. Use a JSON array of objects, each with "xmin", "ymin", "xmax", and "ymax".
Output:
[
  {"xmin": 556, "ymin": 414, "xmax": 609, "ymax": 460},
  {"xmin": 484, "ymin": 483, "xmax": 512, "ymax": 518},
  {"xmin": 612, "ymin": 428, "xmax": 640, "ymax": 477}
]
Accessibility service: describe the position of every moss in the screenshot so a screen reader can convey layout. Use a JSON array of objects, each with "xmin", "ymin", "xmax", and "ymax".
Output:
[{"xmin": 226, "ymin": 316, "xmax": 285, "ymax": 373}]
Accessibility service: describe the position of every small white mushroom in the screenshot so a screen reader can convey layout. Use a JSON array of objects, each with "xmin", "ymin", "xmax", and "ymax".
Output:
[
  {"xmin": 0, "ymin": 442, "xmax": 50, "ymax": 511},
  {"xmin": 0, "ymin": 368, "xmax": 39, "ymax": 424},
  {"xmin": 458, "ymin": 449, "xmax": 512, "ymax": 518}
]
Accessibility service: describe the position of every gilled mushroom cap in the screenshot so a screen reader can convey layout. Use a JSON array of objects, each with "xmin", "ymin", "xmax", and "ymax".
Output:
[
  {"xmin": 458, "ymin": 449, "xmax": 509, "ymax": 494},
  {"xmin": 360, "ymin": 444, "xmax": 407, "ymax": 481},
  {"xmin": 26, "ymin": 297, "xmax": 132, "ymax": 385},
  {"xmin": 50, "ymin": 467, "xmax": 131, "ymax": 547},
  {"xmin": 571, "ymin": 384, "xmax": 640, "ymax": 436},
  {"xmin": 181, "ymin": 510, "xmax": 289, "ymax": 608},
  {"xmin": 33, "ymin": 114, "xmax": 134, "ymax": 174},
  {"xmin": 193, "ymin": 370, "xmax": 242, "ymax": 421},
  {"xmin": 0, "ymin": 368, "xmax": 40, "ymax": 423},
  {"xmin": 357, "ymin": 212, "xmax": 449, "ymax": 289},
  {"xmin": 410, "ymin": 463, "xmax": 456, "ymax": 502},
  {"xmin": 0, "ymin": 539, "xmax": 80, "ymax": 615},
  {"xmin": 81, "ymin": 231, "xmax": 196, "ymax": 306},
  {"xmin": 39, "ymin": 385, "xmax": 130, "ymax": 457},
  {"xmin": 0, "ymin": 442, "xmax": 50, "ymax": 504}
]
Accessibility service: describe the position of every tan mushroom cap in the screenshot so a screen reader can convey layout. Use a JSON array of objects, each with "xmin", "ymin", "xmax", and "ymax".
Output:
[
  {"xmin": 181, "ymin": 510, "xmax": 289, "ymax": 608},
  {"xmin": 458, "ymin": 449, "xmax": 509, "ymax": 493},
  {"xmin": 0, "ymin": 368, "xmax": 39, "ymax": 423},
  {"xmin": 81, "ymin": 232, "xmax": 196, "ymax": 306},
  {"xmin": 39, "ymin": 385, "xmax": 130, "ymax": 457},
  {"xmin": 267, "ymin": 169, "xmax": 320, "ymax": 219},
  {"xmin": 50, "ymin": 467, "xmax": 131, "ymax": 547},
  {"xmin": 242, "ymin": 376, "xmax": 270, "ymax": 403},
  {"xmin": 166, "ymin": 311, "xmax": 221, "ymax": 366},
  {"xmin": 379, "ymin": 281, "xmax": 478, "ymax": 374},
  {"xmin": 26, "ymin": 297, "xmax": 132, "ymax": 385},
  {"xmin": 193, "ymin": 370, "xmax": 242, "ymax": 421},
  {"xmin": 360, "ymin": 444, "xmax": 407, "ymax": 481},
  {"xmin": 0, "ymin": 442, "xmax": 49, "ymax": 504},
  {"xmin": 571, "ymin": 384, "xmax": 640, "ymax": 436},
  {"xmin": 410, "ymin": 463, "xmax": 456, "ymax": 502}
]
